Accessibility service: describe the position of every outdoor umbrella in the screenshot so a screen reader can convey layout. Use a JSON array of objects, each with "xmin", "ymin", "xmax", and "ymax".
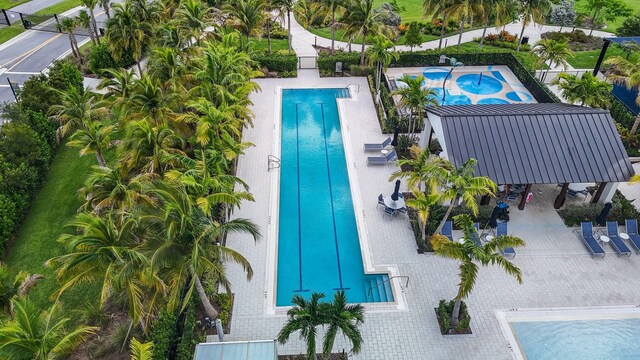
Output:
[
  {"xmin": 596, "ymin": 202, "xmax": 612, "ymax": 226},
  {"xmin": 489, "ymin": 205, "xmax": 500, "ymax": 228},
  {"xmin": 391, "ymin": 180, "xmax": 401, "ymax": 201},
  {"xmin": 391, "ymin": 127, "xmax": 399, "ymax": 147}
]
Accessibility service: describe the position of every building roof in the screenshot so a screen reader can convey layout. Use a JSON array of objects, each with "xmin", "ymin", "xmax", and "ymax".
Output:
[
  {"xmin": 426, "ymin": 104, "xmax": 634, "ymax": 184},
  {"xmin": 193, "ymin": 340, "xmax": 277, "ymax": 360}
]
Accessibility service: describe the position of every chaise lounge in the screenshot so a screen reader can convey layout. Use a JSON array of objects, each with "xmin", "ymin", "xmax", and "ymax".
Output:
[
  {"xmin": 578, "ymin": 222, "xmax": 605, "ymax": 258},
  {"xmin": 624, "ymin": 219, "xmax": 640, "ymax": 254},
  {"xmin": 497, "ymin": 222, "xmax": 516, "ymax": 258},
  {"xmin": 367, "ymin": 150, "xmax": 397, "ymax": 165},
  {"xmin": 606, "ymin": 222, "xmax": 632, "ymax": 257},
  {"xmin": 441, "ymin": 221, "xmax": 453, "ymax": 241},
  {"xmin": 364, "ymin": 137, "xmax": 391, "ymax": 152}
]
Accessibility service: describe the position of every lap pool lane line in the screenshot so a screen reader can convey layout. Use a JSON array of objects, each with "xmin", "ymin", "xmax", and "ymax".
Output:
[
  {"xmin": 293, "ymin": 103, "xmax": 309, "ymax": 293},
  {"xmin": 318, "ymin": 102, "xmax": 347, "ymax": 292}
]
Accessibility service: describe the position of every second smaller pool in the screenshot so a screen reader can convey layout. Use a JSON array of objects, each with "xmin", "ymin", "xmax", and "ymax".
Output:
[{"xmin": 456, "ymin": 74, "xmax": 503, "ymax": 95}]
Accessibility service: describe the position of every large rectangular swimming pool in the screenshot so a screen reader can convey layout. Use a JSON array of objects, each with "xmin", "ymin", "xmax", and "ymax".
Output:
[{"xmin": 276, "ymin": 89, "xmax": 392, "ymax": 306}]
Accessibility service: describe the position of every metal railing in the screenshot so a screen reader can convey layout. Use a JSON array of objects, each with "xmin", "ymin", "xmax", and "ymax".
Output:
[
  {"xmin": 366, "ymin": 275, "xmax": 409, "ymax": 299},
  {"xmin": 535, "ymin": 69, "xmax": 603, "ymax": 84},
  {"xmin": 267, "ymin": 155, "xmax": 280, "ymax": 171}
]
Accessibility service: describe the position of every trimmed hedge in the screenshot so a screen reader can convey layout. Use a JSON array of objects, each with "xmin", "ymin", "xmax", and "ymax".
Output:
[
  {"xmin": 252, "ymin": 53, "xmax": 297, "ymax": 76},
  {"xmin": 150, "ymin": 309, "xmax": 179, "ymax": 360}
]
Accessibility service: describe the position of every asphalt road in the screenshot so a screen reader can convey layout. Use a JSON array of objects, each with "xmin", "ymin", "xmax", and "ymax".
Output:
[{"xmin": 0, "ymin": 3, "xmax": 117, "ymax": 105}]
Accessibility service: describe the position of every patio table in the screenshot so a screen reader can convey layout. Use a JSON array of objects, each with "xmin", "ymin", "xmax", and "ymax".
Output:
[
  {"xmin": 620, "ymin": 233, "xmax": 630, "ymax": 240},
  {"xmin": 384, "ymin": 196, "xmax": 405, "ymax": 210},
  {"xmin": 600, "ymin": 235, "xmax": 610, "ymax": 245}
]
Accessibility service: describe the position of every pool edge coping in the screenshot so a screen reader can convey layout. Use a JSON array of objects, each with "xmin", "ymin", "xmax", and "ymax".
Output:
[{"xmin": 264, "ymin": 83, "xmax": 407, "ymax": 316}]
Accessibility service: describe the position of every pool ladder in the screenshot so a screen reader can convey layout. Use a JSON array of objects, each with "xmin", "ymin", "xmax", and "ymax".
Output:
[
  {"xmin": 267, "ymin": 155, "xmax": 280, "ymax": 171},
  {"xmin": 366, "ymin": 275, "xmax": 410, "ymax": 300}
]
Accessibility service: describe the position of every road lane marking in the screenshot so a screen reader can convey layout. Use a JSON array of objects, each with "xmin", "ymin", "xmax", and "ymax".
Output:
[{"xmin": 0, "ymin": 33, "xmax": 63, "ymax": 69}]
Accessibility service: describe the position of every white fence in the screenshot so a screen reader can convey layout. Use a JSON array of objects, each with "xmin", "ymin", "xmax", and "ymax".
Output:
[{"xmin": 535, "ymin": 69, "xmax": 605, "ymax": 84}]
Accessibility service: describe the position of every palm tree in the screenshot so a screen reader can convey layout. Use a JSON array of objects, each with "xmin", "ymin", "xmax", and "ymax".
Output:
[
  {"xmin": 366, "ymin": 35, "xmax": 399, "ymax": 99},
  {"xmin": 322, "ymin": 291, "xmax": 364, "ymax": 359},
  {"xmin": 605, "ymin": 54, "xmax": 640, "ymax": 134},
  {"xmin": 76, "ymin": 10, "xmax": 97, "ymax": 45},
  {"xmin": 106, "ymin": 2, "xmax": 153, "ymax": 73},
  {"xmin": 277, "ymin": 293, "xmax": 328, "ymax": 360},
  {"xmin": 57, "ymin": 17, "xmax": 80, "ymax": 58},
  {"xmin": 517, "ymin": 0, "xmax": 555, "ymax": 52},
  {"xmin": 273, "ymin": 0, "xmax": 294, "ymax": 51},
  {"xmin": 391, "ymin": 75, "xmax": 439, "ymax": 137},
  {"xmin": 533, "ymin": 39, "xmax": 574, "ymax": 79},
  {"xmin": 341, "ymin": 0, "xmax": 393, "ymax": 65},
  {"xmin": 479, "ymin": 0, "xmax": 516, "ymax": 47},
  {"xmin": 0, "ymin": 299, "xmax": 99, "ymax": 359},
  {"xmin": 78, "ymin": 166, "xmax": 152, "ymax": 213},
  {"xmin": 227, "ymin": 0, "xmax": 266, "ymax": 38},
  {"xmin": 432, "ymin": 158, "xmax": 497, "ymax": 235},
  {"xmin": 129, "ymin": 338, "xmax": 153, "ymax": 360},
  {"xmin": 122, "ymin": 121, "xmax": 184, "ymax": 174},
  {"xmin": 552, "ymin": 72, "xmax": 612, "ymax": 108},
  {"xmin": 145, "ymin": 182, "xmax": 260, "ymax": 320},
  {"xmin": 81, "ymin": 0, "xmax": 101, "ymax": 44},
  {"xmin": 423, "ymin": 0, "xmax": 455, "ymax": 50},
  {"xmin": 442, "ymin": 0, "xmax": 485, "ymax": 50},
  {"xmin": 46, "ymin": 213, "xmax": 162, "ymax": 331},
  {"xmin": 431, "ymin": 214, "xmax": 524, "ymax": 327},
  {"xmin": 406, "ymin": 188, "xmax": 441, "ymax": 247},
  {"xmin": 67, "ymin": 121, "xmax": 114, "ymax": 167},
  {"xmin": 317, "ymin": 0, "xmax": 345, "ymax": 54},
  {"xmin": 101, "ymin": 0, "xmax": 111, "ymax": 20},
  {"xmin": 48, "ymin": 87, "xmax": 106, "ymax": 139},
  {"xmin": 293, "ymin": 0, "xmax": 318, "ymax": 30},
  {"xmin": 129, "ymin": 74, "xmax": 180, "ymax": 127},
  {"xmin": 0, "ymin": 263, "xmax": 43, "ymax": 315},
  {"xmin": 177, "ymin": 0, "xmax": 212, "ymax": 46}
]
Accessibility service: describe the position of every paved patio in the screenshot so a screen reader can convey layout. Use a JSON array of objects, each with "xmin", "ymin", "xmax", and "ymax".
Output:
[{"xmin": 223, "ymin": 74, "xmax": 640, "ymax": 360}]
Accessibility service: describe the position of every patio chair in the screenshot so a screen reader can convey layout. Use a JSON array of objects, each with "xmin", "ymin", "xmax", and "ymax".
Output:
[
  {"xmin": 397, "ymin": 207, "xmax": 408, "ymax": 215},
  {"xmin": 578, "ymin": 222, "xmax": 605, "ymax": 258},
  {"xmin": 606, "ymin": 222, "xmax": 632, "ymax": 257},
  {"xmin": 497, "ymin": 222, "xmax": 516, "ymax": 258},
  {"xmin": 377, "ymin": 194, "xmax": 385, "ymax": 208},
  {"xmin": 441, "ymin": 220, "xmax": 453, "ymax": 241},
  {"xmin": 383, "ymin": 206, "xmax": 395, "ymax": 219},
  {"xmin": 364, "ymin": 137, "xmax": 391, "ymax": 152},
  {"xmin": 624, "ymin": 219, "xmax": 640, "ymax": 254},
  {"xmin": 367, "ymin": 150, "xmax": 397, "ymax": 165},
  {"xmin": 471, "ymin": 223, "xmax": 482, "ymax": 246}
]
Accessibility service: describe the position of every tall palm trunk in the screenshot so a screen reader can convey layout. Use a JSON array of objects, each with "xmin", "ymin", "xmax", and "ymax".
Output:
[
  {"xmin": 287, "ymin": 10, "xmax": 292, "ymax": 51},
  {"xmin": 360, "ymin": 37, "xmax": 366, "ymax": 65},
  {"xmin": 457, "ymin": 19, "xmax": 464, "ymax": 51},
  {"xmin": 451, "ymin": 299, "xmax": 462, "ymax": 327},
  {"xmin": 438, "ymin": 13, "xmax": 448, "ymax": 50},
  {"xmin": 96, "ymin": 149, "xmax": 106, "ymax": 167},
  {"xmin": 67, "ymin": 33, "xmax": 79, "ymax": 58},
  {"xmin": 479, "ymin": 24, "xmax": 488, "ymax": 47},
  {"xmin": 267, "ymin": 20, "xmax": 272, "ymax": 53},
  {"xmin": 330, "ymin": 9, "xmax": 336, "ymax": 54},
  {"xmin": 631, "ymin": 114, "xmax": 640, "ymax": 135},
  {"xmin": 89, "ymin": 8, "xmax": 100, "ymax": 44},
  {"xmin": 195, "ymin": 274, "xmax": 219, "ymax": 319},
  {"xmin": 589, "ymin": 9, "xmax": 599, "ymax": 36},
  {"xmin": 435, "ymin": 197, "xmax": 458, "ymax": 236},
  {"xmin": 516, "ymin": 17, "xmax": 526, "ymax": 52}
]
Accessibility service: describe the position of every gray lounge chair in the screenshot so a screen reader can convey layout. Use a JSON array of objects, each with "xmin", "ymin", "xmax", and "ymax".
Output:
[
  {"xmin": 441, "ymin": 221, "xmax": 453, "ymax": 241},
  {"xmin": 471, "ymin": 223, "xmax": 481, "ymax": 246},
  {"xmin": 606, "ymin": 222, "xmax": 632, "ymax": 257},
  {"xmin": 383, "ymin": 206, "xmax": 395, "ymax": 219},
  {"xmin": 624, "ymin": 219, "xmax": 640, "ymax": 254},
  {"xmin": 367, "ymin": 150, "xmax": 397, "ymax": 165},
  {"xmin": 364, "ymin": 137, "xmax": 391, "ymax": 152},
  {"xmin": 497, "ymin": 222, "xmax": 516, "ymax": 258},
  {"xmin": 579, "ymin": 222, "xmax": 605, "ymax": 258}
]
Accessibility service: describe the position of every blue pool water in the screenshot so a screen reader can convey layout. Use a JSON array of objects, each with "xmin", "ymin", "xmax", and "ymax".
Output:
[
  {"xmin": 477, "ymin": 98, "xmax": 510, "ymax": 105},
  {"xmin": 456, "ymin": 73, "xmax": 503, "ymax": 95},
  {"xmin": 512, "ymin": 318, "xmax": 640, "ymax": 359},
  {"xmin": 422, "ymin": 71, "xmax": 450, "ymax": 81},
  {"xmin": 428, "ymin": 88, "xmax": 472, "ymax": 105},
  {"xmin": 277, "ymin": 89, "xmax": 392, "ymax": 306},
  {"xmin": 506, "ymin": 91, "xmax": 533, "ymax": 102}
]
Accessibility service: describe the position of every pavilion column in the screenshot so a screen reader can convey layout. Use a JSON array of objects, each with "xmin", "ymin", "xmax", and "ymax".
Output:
[
  {"xmin": 554, "ymin": 183, "xmax": 569, "ymax": 209},
  {"xmin": 591, "ymin": 182, "xmax": 607, "ymax": 204},
  {"xmin": 518, "ymin": 184, "xmax": 532, "ymax": 210}
]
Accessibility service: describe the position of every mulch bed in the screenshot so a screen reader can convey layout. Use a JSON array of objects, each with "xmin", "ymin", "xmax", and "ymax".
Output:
[
  {"xmin": 195, "ymin": 293, "xmax": 234, "ymax": 335},
  {"xmin": 434, "ymin": 308, "xmax": 472, "ymax": 335}
]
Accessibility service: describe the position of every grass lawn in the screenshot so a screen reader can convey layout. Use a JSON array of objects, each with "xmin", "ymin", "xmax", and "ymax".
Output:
[
  {"xmin": 373, "ymin": 0, "xmax": 424, "ymax": 23},
  {"xmin": 0, "ymin": 24, "xmax": 24, "ymax": 44},
  {"xmin": 574, "ymin": 1, "xmax": 640, "ymax": 33},
  {"xmin": 35, "ymin": 0, "xmax": 81, "ymax": 15},
  {"xmin": 305, "ymin": 26, "xmax": 438, "ymax": 46},
  {"xmin": 567, "ymin": 45, "xmax": 640, "ymax": 69},
  {"xmin": 250, "ymin": 38, "xmax": 289, "ymax": 52},
  {"xmin": 0, "ymin": 0, "xmax": 29, "ymax": 9},
  {"xmin": 4, "ymin": 144, "xmax": 104, "ymax": 311}
]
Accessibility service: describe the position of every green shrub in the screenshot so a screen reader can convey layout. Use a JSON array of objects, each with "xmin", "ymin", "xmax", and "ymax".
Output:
[
  {"xmin": 557, "ymin": 191, "xmax": 640, "ymax": 227},
  {"xmin": 47, "ymin": 60, "xmax": 83, "ymax": 93},
  {"xmin": 213, "ymin": 293, "xmax": 232, "ymax": 327},
  {"xmin": 436, "ymin": 299, "xmax": 471, "ymax": 334},
  {"xmin": 176, "ymin": 299, "xmax": 203, "ymax": 360},
  {"xmin": 150, "ymin": 309, "xmax": 179, "ymax": 360},
  {"xmin": 88, "ymin": 44, "xmax": 136, "ymax": 75},
  {"xmin": 252, "ymin": 53, "xmax": 297, "ymax": 74},
  {"xmin": 0, "ymin": 195, "xmax": 16, "ymax": 249}
]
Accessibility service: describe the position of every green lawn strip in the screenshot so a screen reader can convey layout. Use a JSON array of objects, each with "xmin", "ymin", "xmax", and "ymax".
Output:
[
  {"xmin": 0, "ymin": 0, "xmax": 30, "ymax": 9},
  {"xmin": 568, "ymin": 46, "xmax": 640, "ymax": 69},
  {"xmin": 250, "ymin": 38, "xmax": 289, "ymax": 52},
  {"xmin": 35, "ymin": 0, "xmax": 81, "ymax": 15},
  {"xmin": 4, "ymin": 144, "xmax": 109, "ymax": 312},
  {"xmin": 305, "ymin": 26, "xmax": 438, "ymax": 46},
  {"xmin": 0, "ymin": 24, "xmax": 24, "ymax": 44},
  {"xmin": 373, "ymin": 0, "xmax": 424, "ymax": 23},
  {"xmin": 574, "ymin": 1, "xmax": 640, "ymax": 33}
]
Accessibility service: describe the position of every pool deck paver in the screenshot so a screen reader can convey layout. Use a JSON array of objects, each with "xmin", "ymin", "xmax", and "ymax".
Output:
[{"xmin": 223, "ymin": 74, "xmax": 640, "ymax": 359}]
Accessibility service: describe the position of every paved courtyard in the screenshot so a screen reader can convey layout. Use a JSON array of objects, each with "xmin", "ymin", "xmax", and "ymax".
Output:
[{"xmin": 223, "ymin": 72, "xmax": 640, "ymax": 360}]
